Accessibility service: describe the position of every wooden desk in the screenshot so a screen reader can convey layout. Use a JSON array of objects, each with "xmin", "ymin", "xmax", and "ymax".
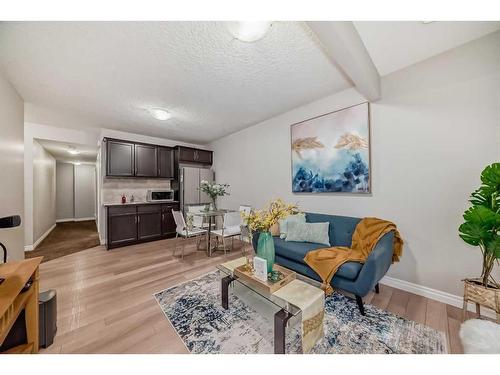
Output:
[{"xmin": 0, "ymin": 257, "xmax": 42, "ymax": 354}]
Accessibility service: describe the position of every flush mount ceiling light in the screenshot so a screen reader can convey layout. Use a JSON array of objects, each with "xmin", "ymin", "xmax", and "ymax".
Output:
[
  {"xmin": 422, "ymin": 21, "xmax": 436, "ymax": 24},
  {"xmin": 149, "ymin": 108, "xmax": 172, "ymax": 121},
  {"xmin": 74, "ymin": 162, "xmax": 81, "ymax": 166},
  {"xmin": 67, "ymin": 147, "xmax": 80, "ymax": 155},
  {"xmin": 226, "ymin": 21, "xmax": 272, "ymax": 42}
]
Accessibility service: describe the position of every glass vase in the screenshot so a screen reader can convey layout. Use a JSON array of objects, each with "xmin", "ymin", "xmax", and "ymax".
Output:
[{"xmin": 257, "ymin": 231, "xmax": 275, "ymax": 273}]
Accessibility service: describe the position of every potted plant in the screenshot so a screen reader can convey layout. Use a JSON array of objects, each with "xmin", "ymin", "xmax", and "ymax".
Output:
[
  {"xmin": 243, "ymin": 199, "xmax": 298, "ymax": 272},
  {"xmin": 198, "ymin": 180, "xmax": 230, "ymax": 210},
  {"xmin": 458, "ymin": 162, "xmax": 500, "ymax": 321}
]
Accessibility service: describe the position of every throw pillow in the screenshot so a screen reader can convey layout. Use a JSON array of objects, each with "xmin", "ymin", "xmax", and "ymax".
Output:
[
  {"xmin": 285, "ymin": 221, "xmax": 330, "ymax": 246},
  {"xmin": 278, "ymin": 213, "xmax": 306, "ymax": 239}
]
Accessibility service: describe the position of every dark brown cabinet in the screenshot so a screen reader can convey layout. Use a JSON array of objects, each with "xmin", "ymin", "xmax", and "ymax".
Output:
[
  {"xmin": 137, "ymin": 205, "xmax": 162, "ymax": 241},
  {"xmin": 161, "ymin": 204, "xmax": 177, "ymax": 237},
  {"xmin": 107, "ymin": 206, "xmax": 138, "ymax": 248},
  {"xmin": 176, "ymin": 146, "xmax": 212, "ymax": 165},
  {"xmin": 106, "ymin": 140, "xmax": 135, "ymax": 177},
  {"xmin": 135, "ymin": 144, "xmax": 158, "ymax": 177},
  {"xmin": 158, "ymin": 147, "xmax": 174, "ymax": 178},
  {"xmin": 106, "ymin": 203, "xmax": 179, "ymax": 249}
]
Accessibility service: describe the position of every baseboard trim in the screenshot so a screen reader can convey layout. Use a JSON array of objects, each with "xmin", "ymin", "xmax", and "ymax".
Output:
[
  {"xmin": 56, "ymin": 217, "xmax": 96, "ymax": 223},
  {"xmin": 56, "ymin": 218, "xmax": 74, "ymax": 223},
  {"xmin": 380, "ymin": 276, "xmax": 496, "ymax": 320},
  {"xmin": 24, "ymin": 223, "xmax": 56, "ymax": 252}
]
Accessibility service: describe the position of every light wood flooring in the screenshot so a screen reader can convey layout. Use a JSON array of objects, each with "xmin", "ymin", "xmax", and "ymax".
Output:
[{"xmin": 38, "ymin": 237, "xmax": 470, "ymax": 354}]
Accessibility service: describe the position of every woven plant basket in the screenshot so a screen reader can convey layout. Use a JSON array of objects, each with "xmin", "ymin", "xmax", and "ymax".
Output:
[{"xmin": 462, "ymin": 279, "xmax": 500, "ymax": 323}]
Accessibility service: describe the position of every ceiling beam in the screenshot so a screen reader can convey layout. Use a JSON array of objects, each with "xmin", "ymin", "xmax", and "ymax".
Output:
[{"xmin": 307, "ymin": 21, "xmax": 381, "ymax": 101}]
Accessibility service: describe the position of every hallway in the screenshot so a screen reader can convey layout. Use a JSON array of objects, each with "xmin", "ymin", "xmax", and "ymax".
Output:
[{"xmin": 26, "ymin": 220, "xmax": 100, "ymax": 262}]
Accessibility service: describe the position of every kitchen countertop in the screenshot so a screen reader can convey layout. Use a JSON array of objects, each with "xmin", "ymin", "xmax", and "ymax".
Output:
[{"xmin": 103, "ymin": 201, "xmax": 179, "ymax": 207}]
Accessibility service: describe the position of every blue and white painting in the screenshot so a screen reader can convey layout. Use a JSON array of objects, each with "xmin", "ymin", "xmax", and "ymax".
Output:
[{"xmin": 291, "ymin": 103, "xmax": 370, "ymax": 193}]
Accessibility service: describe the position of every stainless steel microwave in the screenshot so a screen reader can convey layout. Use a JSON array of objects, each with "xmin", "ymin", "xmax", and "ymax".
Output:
[{"xmin": 146, "ymin": 189, "xmax": 174, "ymax": 202}]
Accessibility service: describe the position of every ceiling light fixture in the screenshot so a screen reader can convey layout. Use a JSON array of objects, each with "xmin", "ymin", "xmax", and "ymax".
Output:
[
  {"xmin": 67, "ymin": 147, "xmax": 80, "ymax": 155},
  {"xmin": 422, "ymin": 21, "xmax": 436, "ymax": 24},
  {"xmin": 74, "ymin": 162, "xmax": 81, "ymax": 166},
  {"xmin": 226, "ymin": 21, "xmax": 272, "ymax": 42},
  {"xmin": 149, "ymin": 108, "xmax": 172, "ymax": 121}
]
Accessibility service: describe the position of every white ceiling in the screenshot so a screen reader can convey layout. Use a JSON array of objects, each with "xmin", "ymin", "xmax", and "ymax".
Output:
[
  {"xmin": 0, "ymin": 21, "xmax": 351, "ymax": 144},
  {"xmin": 354, "ymin": 21, "xmax": 500, "ymax": 76},
  {"xmin": 1, "ymin": 21, "xmax": 499, "ymax": 144},
  {"xmin": 36, "ymin": 138, "xmax": 98, "ymax": 164}
]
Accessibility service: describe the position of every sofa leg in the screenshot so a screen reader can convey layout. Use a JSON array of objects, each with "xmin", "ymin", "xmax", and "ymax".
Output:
[
  {"xmin": 355, "ymin": 295, "xmax": 365, "ymax": 316},
  {"xmin": 374, "ymin": 283, "xmax": 380, "ymax": 294}
]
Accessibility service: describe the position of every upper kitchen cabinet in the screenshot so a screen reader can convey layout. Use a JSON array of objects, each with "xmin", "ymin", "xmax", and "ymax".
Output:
[
  {"xmin": 135, "ymin": 143, "xmax": 158, "ymax": 177},
  {"xmin": 158, "ymin": 147, "xmax": 174, "ymax": 178},
  {"xmin": 176, "ymin": 146, "xmax": 212, "ymax": 165},
  {"xmin": 106, "ymin": 139, "xmax": 135, "ymax": 177}
]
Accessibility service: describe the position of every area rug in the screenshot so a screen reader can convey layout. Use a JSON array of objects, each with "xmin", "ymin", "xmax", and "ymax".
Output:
[{"xmin": 154, "ymin": 271, "xmax": 447, "ymax": 354}]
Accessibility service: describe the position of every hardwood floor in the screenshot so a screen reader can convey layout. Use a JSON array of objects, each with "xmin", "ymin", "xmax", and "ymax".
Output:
[{"xmin": 38, "ymin": 237, "xmax": 467, "ymax": 354}]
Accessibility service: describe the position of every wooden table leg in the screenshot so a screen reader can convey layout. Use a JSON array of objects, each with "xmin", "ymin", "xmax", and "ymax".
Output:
[
  {"xmin": 221, "ymin": 275, "xmax": 235, "ymax": 310},
  {"xmin": 274, "ymin": 309, "xmax": 292, "ymax": 354}
]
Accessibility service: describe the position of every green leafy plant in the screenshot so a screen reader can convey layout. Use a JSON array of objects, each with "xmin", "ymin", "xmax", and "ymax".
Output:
[{"xmin": 459, "ymin": 163, "xmax": 500, "ymax": 288}]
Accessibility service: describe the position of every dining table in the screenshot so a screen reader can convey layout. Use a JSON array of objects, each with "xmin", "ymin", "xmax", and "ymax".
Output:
[{"xmin": 191, "ymin": 209, "xmax": 236, "ymax": 256}]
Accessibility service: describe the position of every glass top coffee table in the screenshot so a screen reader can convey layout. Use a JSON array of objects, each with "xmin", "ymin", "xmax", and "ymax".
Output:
[{"xmin": 217, "ymin": 257, "xmax": 324, "ymax": 354}]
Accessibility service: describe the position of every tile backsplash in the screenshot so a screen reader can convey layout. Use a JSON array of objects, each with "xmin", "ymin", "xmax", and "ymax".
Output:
[{"xmin": 101, "ymin": 178, "xmax": 172, "ymax": 204}]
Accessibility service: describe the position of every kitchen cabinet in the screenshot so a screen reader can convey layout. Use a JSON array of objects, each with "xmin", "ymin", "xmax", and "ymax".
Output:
[
  {"xmin": 135, "ymin": 144, "xmax": 158, "ymax": 177},
  {"xmin": 176, "ymin": 146, "xmax": 212, "ymax": 165},
  {"xmin": 161, "ymin": 203, "xmax": 177, "ymax": 237},
  {"xmin": 106, "ymin": 140, "xmax": 135, "ymax": 177},
  {"xmin": 106, "ymin": 202, "xmax": 179, "ymax": 249},
  {"xmin": 158, "ymin": 147, "xmax": 174, "ymax": 178},
  {"xmin": 107, "ymin": 206, "xmax": 138, "ymax": 248},
  {"xmin": 137, "ymin": 205, "xmax": 162, "ymax": 241}
]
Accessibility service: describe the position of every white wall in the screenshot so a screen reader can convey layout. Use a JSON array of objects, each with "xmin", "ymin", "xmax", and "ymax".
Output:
[
  {"xmin": 56, "ymin": 161, "xmax": 75, "ymax": 220},
  {"xmin": 0, "ymin": 72, "xmax": 24, "ymax": 262},
  {"xmin": 32, "ymin": 139, "xmax": 56, "ymax": 245},
  {"xmin": 74, "ymin": 164, "xmax": 96, "ymax": 219},
  {"xmin": 211, "ymin": 31, "xmax": 500, "ymax": 297}
]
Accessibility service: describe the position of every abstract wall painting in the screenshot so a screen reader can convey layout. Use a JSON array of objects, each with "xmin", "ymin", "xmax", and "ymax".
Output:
[{"xmin": 291, "ymin": 102, "xmax": 371, "ymax": 193}]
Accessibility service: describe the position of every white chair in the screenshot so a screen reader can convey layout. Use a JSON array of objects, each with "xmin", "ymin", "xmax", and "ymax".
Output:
[
  {"xmin": 171, "ymin": 210, "xmax": 207, "ymax": 259},
  {"xmin": 187, "ymin": 204, "xmax": 213, "ymax": 229},
  {"xmin": 211, "ymin": 211, "xmax": 243, "ymax": 255}
]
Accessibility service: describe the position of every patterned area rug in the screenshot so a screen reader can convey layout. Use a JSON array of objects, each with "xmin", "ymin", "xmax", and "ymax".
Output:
[{"xmin": 154, "ymin": 271, "xmax": 447, "ymax": 354}]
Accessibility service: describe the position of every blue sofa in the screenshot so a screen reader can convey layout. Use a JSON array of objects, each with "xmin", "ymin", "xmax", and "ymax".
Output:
[{"xmin": 253, "ymin": 212, "xmax": 395, "ymax": 315}]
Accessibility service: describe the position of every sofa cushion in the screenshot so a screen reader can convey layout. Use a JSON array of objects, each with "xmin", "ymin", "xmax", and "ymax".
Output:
[
  {"xmin": 273, "ymin": 238, "xmax": 363, "ymax": 281},
  {"xmin": 306, "ymin": 212, "xmax": 361, "ymax": 247}
]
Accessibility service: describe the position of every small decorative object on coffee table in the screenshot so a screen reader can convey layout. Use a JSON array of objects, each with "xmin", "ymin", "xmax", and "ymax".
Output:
[
  {"xmin": 458, "ymin": 163, "xmax": 500, "ymax": 322},
  {"xmin": 243, "ymin": 199, "xmax": 298, "ymax": 273}
]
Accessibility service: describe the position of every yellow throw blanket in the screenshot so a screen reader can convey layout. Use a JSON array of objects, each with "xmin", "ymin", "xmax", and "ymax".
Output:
[{"xmin": 303, "ymin": 217, "xmax": 403, "ymax": 295}]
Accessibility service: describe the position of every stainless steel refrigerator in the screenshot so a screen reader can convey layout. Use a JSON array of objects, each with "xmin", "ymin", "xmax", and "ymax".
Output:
[{"xmin": 179, "ymin": 166, "xmax": 214, "ymax": 213}]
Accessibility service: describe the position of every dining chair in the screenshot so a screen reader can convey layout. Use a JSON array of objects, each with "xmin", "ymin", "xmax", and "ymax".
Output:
[
  {"xmin": 171, "ymin": 209, "xmax": 207, "ymax": 259},
  {"xmin": 211, "ymin": 211, "xmax": 243, "ymax": 256},
  {"xmin": 187, "ymin": 204, "xmax": 213, "ymax": 230}
]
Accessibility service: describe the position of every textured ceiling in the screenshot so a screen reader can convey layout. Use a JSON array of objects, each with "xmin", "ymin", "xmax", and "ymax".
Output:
[
  {"xmin": 36, "ymin": 138, "xmax": 98, "ymax": 163},
  {"xmin": 0, "ymin": 21, "xmax": 351, "ymax": 144},
  {"xmin": 354, "ymin": 21, "xmax": 500, "ymax": 76}
]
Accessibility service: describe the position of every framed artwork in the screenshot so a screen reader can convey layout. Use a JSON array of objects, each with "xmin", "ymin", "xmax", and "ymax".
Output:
[{"xmin": 291, "ymin": 102, "xmax": 371, "ymax": 193}]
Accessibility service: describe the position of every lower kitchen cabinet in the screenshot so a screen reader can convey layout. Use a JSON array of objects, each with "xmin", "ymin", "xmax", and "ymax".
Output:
[
  {"xmin": 107, "ymin": 206, "xmax": 138, "ymax": 248},
  {"xmin": 138, "ymin": 205, "xmax": 162, "ymax": 241},
  {"xmin": 106, "ymin": 203, "xmax": 179, "ymax": 249}
]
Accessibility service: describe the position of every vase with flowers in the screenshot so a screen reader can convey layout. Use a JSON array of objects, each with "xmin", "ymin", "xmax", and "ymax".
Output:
[
  {"xmin": 243, "ymin": 199, "xmax": 298, "ymax": 273},
  {"xmin": 198, "ymin": 180, "xmax": 230, "ymax": 211}
]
